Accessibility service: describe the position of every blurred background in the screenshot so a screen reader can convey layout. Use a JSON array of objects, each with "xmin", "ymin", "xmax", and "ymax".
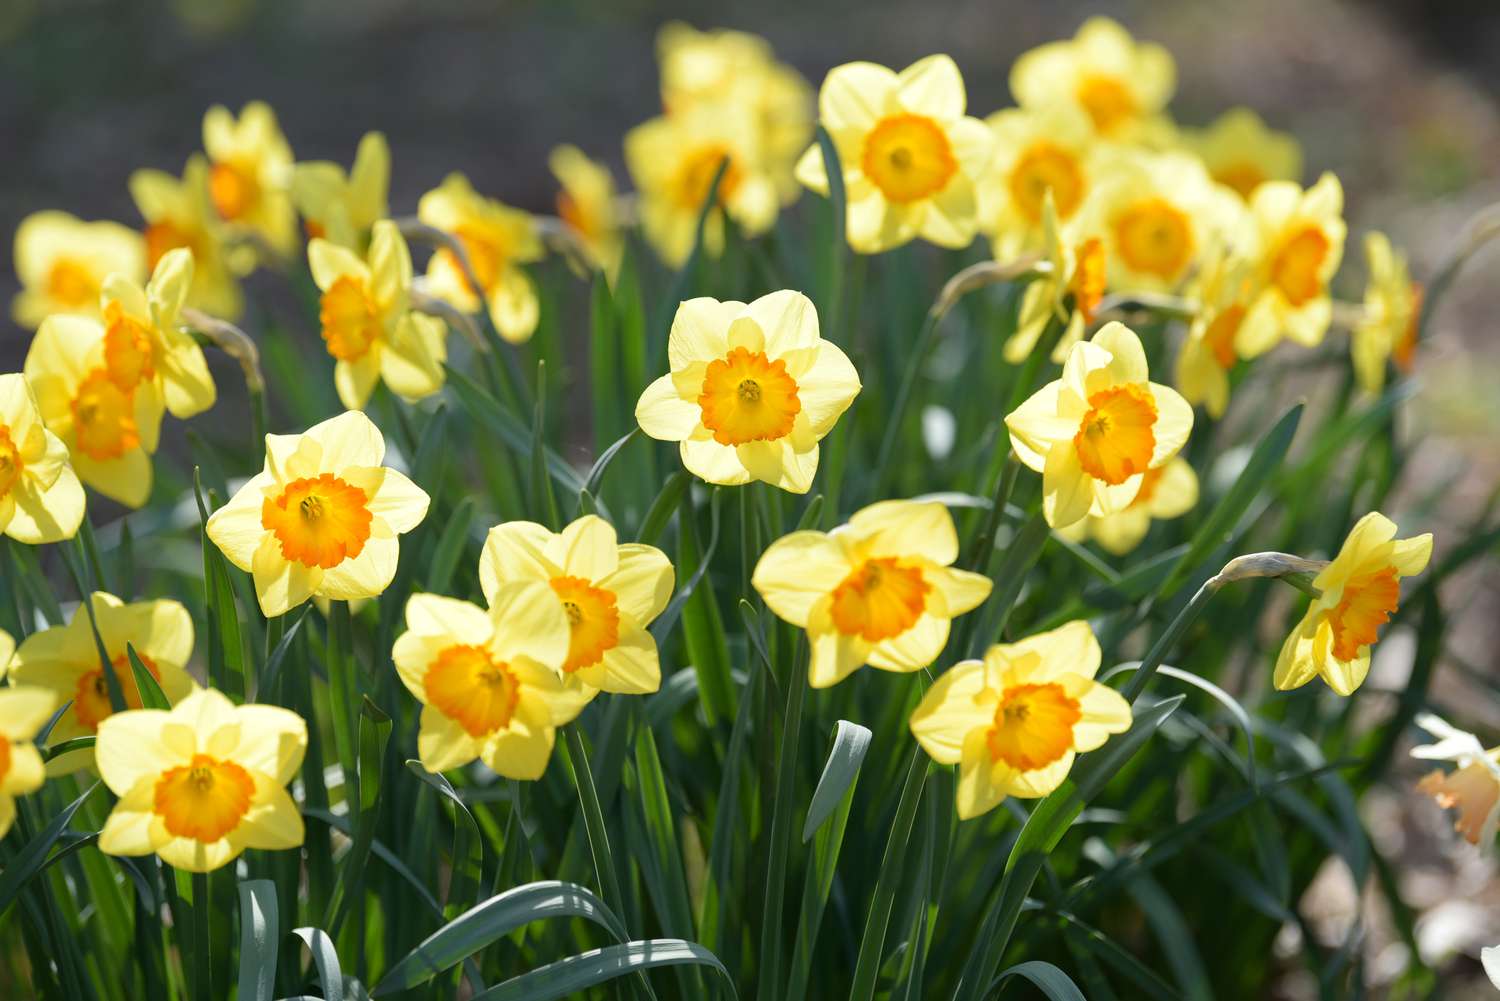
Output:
[{"xmin": 2, "ymin": 0, "xmax": 1498, "ymax": 996}]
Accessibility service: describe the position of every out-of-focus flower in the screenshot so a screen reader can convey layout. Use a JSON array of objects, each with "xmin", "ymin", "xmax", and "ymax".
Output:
[
  {"xmin": 1412, "ymin": 713, "xmax": 1500, "ymax": 848},
  {"xmin": 977, "ymin": 102, "xmax": 1100, "ymax": 261},
  {"xmin": 0, "ymin": 686, "xmax": 54, "ymax": 838},
  {"xmin": 635, "ymin": 290, "xmax": 859, "ymax": 493},
  {"xmin": 130, "ymin": 156, "xmax": 245, "ymax": 319},
  {"xmin": 0, "ymin": 373, "xmax": 86, "ymax": 544},
  {"xmin": 205, "ymin": 410, "xmax": 430, "ymax": 617},
  {"xmin": 201, "ymin": 101, "xmax": 296, "ymax": 259},
  {"xmin": 549, "ymin": 145, "xmax": 624, "ymax": 282},
  {"xmin": 1175, "ymin": 221, "xmax": 1260, "ymax": 418},
  {"xmin": 1240, "ymin": 172, "xmax": 1346, "ymax": 354},
  {"xmin": 418, "ymin": 172, "xmax": 544, "ymax": 344},
  {"xmin": 291, "ymin": 131, "xmax": 390, "ymax": 252},
  {"xmin": 9, "ymin": 592, "xmax": 195, "ymax": 773},
  {"xmin": 1082, "ymin": 152, "xmax": 1218, "ymax": 293},
  {"xmin": 99, "ymin": 248, "xmax": 216, "ymax": 419},
  {"xmin": 393, "ymin": 586, "xmax": 590, "ymax": 780},
  {"xmin": 12, "ymin": 211, "xmax": 145, "ymax": 329},
  {"xmin": 308, "ymin": 220, "xmax": 446, "ymax": 409},
  {"xmin": 1181, "ymin": 107, "xmax": 1302, "ymax": 200},
  {"xmin": 910, "ymin": 620, "xmax": 1131, "ymax": 818},
  {"xmin": 795, "ymin": 55, "xmax": 992, "ymax": 254},
  {"xmin": 1010, "ymin": 17, "xmax": 1174, "ymax": 142},
  {"xmin": 25, "ymin": 315, "xmax": 163, "ymax": 508},
  {"xmin": 1352, "ymin": 231, "xmax": 1422, "ymax": 395},
  {"xmin": 1006, "ymin": 321, "xmax": 1193, "ymax": 529},
  {"xmin": 1005, "ymin": 192, "xmax": 1107, "ymax": 364},
  {"xmin": 1274, "ymin": 511, "xmax": 1431, "ymax": 696},
  {"xmin": 1058, "ymin": 457, "xmax": 1197, "ymax": 555},
  {"xmin": 96, "ymin": 688, "xmax": 306, "ymax": 872},
  {"xmin": 753, "ymin": 499, "xmax": 991, "ymax": 688}
]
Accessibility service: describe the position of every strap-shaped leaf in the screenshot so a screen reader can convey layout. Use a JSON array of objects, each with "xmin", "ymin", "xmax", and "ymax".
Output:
[
  {"xmin": 803, "ymin": 720, "xmax": 872, "ymax": 842},
  {"xmin": 987, "ymin": 960, "xmax": 1087, "ymax": 1001},
  {"xmin": 0, "ymin": 781, "xmax": 99, "ymax": 914},
  {"xmin": 237, "ymin": 880, "xmax": 279, "ymax": 1001},
  {"xmin": 470, "ymin": 939, "xmax": 736, "ymax": 1001}
]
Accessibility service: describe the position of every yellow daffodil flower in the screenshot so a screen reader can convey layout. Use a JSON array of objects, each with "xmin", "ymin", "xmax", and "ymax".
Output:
[
  {"xmin": 1174, "ymin": 222, "xmax": 1260, "ymax": 418},
  {"xmin": 98, "ymin": 247, "xmax": 216, "ymax": 419},
  {"xmin": 309, "ymin": 219, "xmax": 446, "ymax": 410},
  {"xmin": 1006, "ymin": 321, "xmax": 1193, "ymax": 529},
  {"xmin": 0, "ymin": 686, "xmax": 55, "ymax": 838},
  {"xmin": 549, "ymin": 145, "xmax": 624, "ymax": 282},
  {"xmin": 418, "ymin": 172, "xmax": 544, "ymax": 344},
  {"xmin": 795, "ymin": 55, "xmax": 992, "ymax": 255},
  {"xmin": 1412, "ymin": 713, "xmax": 1500, "ymax": 847},
  {"xmin": 0, "ymin": 373, "xmax": 86, "ymax": 544},
  {"xmin": 635, "ymin": 290, "xmax": 859, "ymax": 493},
  {"xmin": 1004, "ymin": 192, "xmax": 1108, "ymax": 364},
  {"xmin": 131, "ymin": 156, "xmax": 245, "ymax": 319},
  {"xmin": 1058, "ymin": 456, "xmax": 1197, "ymax": 556},
  {"xmin": 1274, "ymin": 511, "xmax": 1432, "ymax": 696},
  {"xmin": 201, "ymin": 101, "xmax": 297, "ymax": 259},
  {"xmin": 1011, "ymin": 17, "xmax": 1174, "ymax": 141},
  {"xmin": 25, "ymin": 314, "xmax": 164, "ymax": 508},
  {"xmin": 9, "ymin": 592, "xmax": 195, "ymax": 773},
  {"xmin": 12, "ymin": 211, "xmax": 145, "ymax": 329},
  {"xmin": 480, "ymin": 515, "xmax": 674, "ymax": 695},
  {"xmin": 910, "ymin": 620, "xmax": 1132, "ymax": 818},
  {"xmin": 393, "ymin": 586, "xmax": 591, "ymax": 779},
  {"xmin": 204, "ymin": 410, "xmax": 430, "ymax": 617},
  {"xmin": 977, "ymin": 102, "xmax": 1100, "ymax": 261},
  {"xmin": 1352, "ymin": 231, "xmax": 1422, "ymax": 395},
  {"xmin": 1181, "ymin": 107, "xmax": 1302, "ymax": 201},
  {"xmin": 1240, "ymin": 172, "xmax": 1346, "ymax": 354},
  {"xmin": 1083, "ymin": 152, "xmax": 1218, "ymax": 293},
  {"xmin": 752, "ymin": 499, "xmax": 992, "ymax": 688},
  {"xmin": 291, "ymin": 131, "xmax": 390, "ymax": 252},
  {"xmin": 95, "ymin": 687, "xmax": 306, "ymax": 873}
]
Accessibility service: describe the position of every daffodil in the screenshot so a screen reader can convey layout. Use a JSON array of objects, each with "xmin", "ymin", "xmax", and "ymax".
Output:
[
  {"xmin": 291, "ymin": 131, "xmax": 390, "ymax": 252},
  {"xmin": 635, "ymin": 290, "xmax": 859, "ymax": 493},
  {"xmin": 753, "ymin": 499, "xmax": 992, "ymax": 688},
  {"xmin": 1352, "ymin": 231, "xmax": 1422, "ymax": 395},
  {"xmin": 910, "ymin": 620, "xmax": 1132, "ymax": 818},
  {"xmin": 130, "ymin": 155, "xmax": 245, "ymax": 319},
  {"xmin": 1059, "ymin": 457, "xmax": 1197, "ymax": 556},
  {"xmin": 1274, "ymin": 511, "xmax": 1432, "ymax": 696},
  {"xmin": 202, "ymin": 101, "xmax": 297, "ymax": 259},
  {"xmin": 98, "ymin": 248, "xmax": 216, "ymax": 419},
  {"xmin": 12, "ymin": 211, "xmax": 145, "ymax": 329},
  {"xmin": 1082, "ymin": 152, "xmax": 1218, "ymax": 293},
  {"xmin": 0, "ymin": 686, "xmax": 55, "ymax": 838},
  {"xmin": 549, "ymin": 145, "xmax": 624, "ymax": 281},
  {"xmin": 392, "ymin": 586, "xmax": 591, "ymax": 779},
  {"xmin": 1006, "ymin": 321, "xmax": 1193, "ymax": 529},
  {"xmin": 1004, "ymin": 192, "xmax": 1107, "ymax": 364},
  {"xmin": 309, "ymin": 219, "xmax": 446, "ymax": 409},
  {"xmin": 95, "ymin": 688, "xmax": 306, "ymax": 873},
  {"xmin": 480, "ymin": 515, "xmax": 673, "ymax": 695},
  {"xmin": 795, "ymin": 55, "xmax": 992, "ymax": 255},
  {"xmin": 1412, "ymin": 713, "xmax": 1500, "ymax": 847},
  {"xmin": 1239, "ymin": 172, "xmax": 1346, "ymax": 354},
  {"xmin": 1181, "ymin": 107, "xmax": 1302, "ymax": 201},
  {"xmin": 418, "ymin": 172, "xmax": 544, "ymax": 344},
  {"xmin": 204, "ymin": 410, "xmax": 429, "ymax": 617},
  {"xmin": 25, "ymin": 314, "xmax": 164, "ymax": 508},
  {"xmin": 1010, "ymin": 17, "xmax": 1175, "ymax": 142},
  {"xmin": 0, "ymin": 373, "xmax": 86, "ymax": 544},
  {"xmin": 1174, "ymin": 223, "xmax": 1261, "ymax": 418},
  {"xmin": 9, "ymin": 592, "xmax": 195, "ymax": 774},
  {"xmin": 977, "ymin": 102, "xmax": 1100, "ymax": 261}
]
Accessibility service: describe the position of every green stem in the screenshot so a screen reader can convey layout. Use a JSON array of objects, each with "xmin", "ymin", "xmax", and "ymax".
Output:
[
  {"xmin": 563, "ymin": 725, "xmax": 626, "ymax": 912},
  {"xmin": 1119, "ymin": 581, "xmax": 1220, "ymax": 703},
  {"xmin": 756, "ymin": 636, "xmax": 807, "ymax": 996},
  {"xmin": 848, "ymin": 745, "xmax": 928, "ymax": 1001},
  {"xmin": 190, "ymin": 871, "xmax": 212, "ymax": 1001}
]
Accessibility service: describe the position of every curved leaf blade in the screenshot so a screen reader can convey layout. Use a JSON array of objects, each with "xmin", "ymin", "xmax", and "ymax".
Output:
[{"xmin": 803, "ymin": 720, "xmax": 872, "ymax": 842}]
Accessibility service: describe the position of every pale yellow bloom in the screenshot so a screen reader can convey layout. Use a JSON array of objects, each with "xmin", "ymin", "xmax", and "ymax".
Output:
[
  {"xmin": 910, "ymin": 620, "xmax": 1132, "ymax": 818},
  {"xmin": 131, "ymin": 156, "xmax": 245, "ymax": 319},
  {"xmin": 95, "ymin": 688, "xmax": 306, "ymax": 873},
  {"xmin": 1352, "ymin": 231, "xmax": 1422, "ymax": 395},
  {"xmin": 202, "ymin": 101, "xmax": 297, "ymax": 259},
  {"xmin": 480, "ymin": 515, "xmax": 673, "ymax": 695},
  {"xmin": 1412, "ymin": 713, "xmax": 1500, "ymax": 847},
  {"xmin": 393, "ymin": 586, "xmax": 590, "ymax": 780},
  {"xmin": 1010, "ymin": 17, "xmax": 1175, "ymax": 142},
  {"xmin": 98, "ymin": 248, "xmax": 217, "ymax": 419},
  {"xmin": 635, "ymin": 290, "xmax": 859, "ymax": 493},
  {"xmin": 309, "ymin": 220, "xmax": 447, "ymax": 410},
  {"xmin": 1004, "ymin": 192, "xmax": 1108, "ymax": 364},
  {"xmin": 1080, "ymin": 151, "xmax": 1219, "ymax": 293},
  {"xmin": 795, "ymin": 55, "xmax": 992, "ymax": 254},
  {"xmin": 549, "ymin": 145, "xmax": 624, "ymax": 282},
  {"xmin": 0, "ymin": 373, "xmax": 86, "ymax": 544},
  {"xmin": 12, "ymin": 211, "xmax": 145, "ymax": 329},
  {"xmin": 753, "ymin": 499, "xmax": 992, "ymax": 688},
  {"xmin": 418, "ymin": 172, "xmax": 544, "ymax": 344},
  {"xmin": 204, "ymin": 410, "xmax": 430, "ymax": 617},
  {"xmin": 977, "ymin": 102, "xmax": 1101, "ymax": 261},
  {"xmin": 1181, "ymin": 107, "xmax": 1302, "ymax": 201},
  {"xmin": 1274, "ymin": 511, "xmax": 1431, "ymax": 696},
  {"xmin": 291, "ymin": 131, "xmax": 390, "ymax": 252},
  {"xmin": 1239, "ymin": 172, "xmax": 1346, "ymax": 355},
  {"xmin": 1006, "ymin": 322, "xmax": 1193, "ymax": 529},
  {"xmin": 1174, "ymin": 218, "xmax": 1261, "ymax": 418},
  {"xmin": 1058, "ymin": 456, "xmax": 1197, "ymax": 556},
  {"xmin": 0, "ymin": 686, "xmax": 55, "ymax": 838}
]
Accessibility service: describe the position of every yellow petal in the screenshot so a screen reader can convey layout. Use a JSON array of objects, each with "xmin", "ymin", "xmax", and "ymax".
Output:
[
  {"xmin": 206, "ymin": 472, "xmax": 275, "ymax": 572},
  {"xmin": 93, "ymin": 708, "xmax": 183, "ymax": 795},
  {"xmin": 956, "ymin": 731, "xmax": 1008, "ymax": 820},
  {"xmin": 1092, "ymin": 322, "xmax": 1149, "ymax": 387},
  {"xmin": 587, "ymin": 626, "xmax": 661, "ymax": 695},
  {"xmin": 307, "ymin": 239, "xmax": 367, "ymax": 293},
  {"xmin": 380, "ymin": 314, "xmax": 446, "ymax": 402},
  {"xmin": 668, "ymin": 298, "xmax": 741, "ymax": 369},
  {"xmin": 792, "ymin": 341, "xmax": 860, "ymax": 439},
  {"xmin": 820, "ymin": 61, "xmax": 900, "ymax": 132},
  {"xmin": 551, "ymin": 515, "xmax": 619, "ymax": 581},
  {"xmin": 478, "ymin": 709, "xmax": 556, "ymax": 781},
  {"xmin": 636, "ymin": 373, "xmax": 701, "ymax": 441},
  {"xmin": 807, "ymin": 628, "xmax": 870, "ymax": 688},
  {"xmin": 1069, "ymin": 680, "xmax": 1132, "ymax": 751},
  {"xmin": 1272, "ymin": 608, "xmax": 1320, "ymax": 691},
  {"xmin": 418, "ymin": 705, "xmax": 482, "ymax": 772},
  {"xmin": 316, "ymin": 535, "xmax": 398, "ymax": 601},
  {"xmin": 850, "ymin": 499, "xmax": 959, "ymax": 565},
  {"xmin": 896, "ymin": 54, "xmax": 965, "ymax": 121},
  {"xmin": 367, "ymin": 220, "xmax": 411, "ymax": 311},
  {"xmin": 737, "ymin": 439, "xmax": 817, "ymax": 493},
  {"xmin": 305, "ymin": 410, "xmax": 386, "ymax": 471},
  {"xmin": 252, "ymin": 535, "xmax": 321, "ymax": 617},
  {"xmin": 1004, "ymin": 381, "xmax": 1075, "ymax": 472},
  {"xmin": 922, "ymin": 564, "xmax": 993, "ymax": 617},
  {"xmin": 226, "ymin": 705, "xmax": 307, "ymax": 786},
  {"xmin": 1389, "ymin": 533, "xmax": 1433, "ymax": 576},
  {"xmin": 156, "ymin": 833, "xmax": 240, "ymax": 873},
  {"xmin": 867, "ymin": 613, "xmax": 949, "ymax": 672},
  {"xmin": 752, "ymin": 531, "xmax": 850, "ymax": 628},
  {"xmin": 479, "ymin": 521, "xmax": 558, "ymax": 605},
  {"xmin": 680, "ymin": 437, "xmax": 752, "ymax": 486},
  {"xmin": 0, "ymin": 685, "xmax": 57, "ymax": 742},
  {"xmin": 487, "ymin": 580, "xmax": 571, "ymax": 672},
  {"xmin": 235, "ymin": 782, "xmax": 304, "ymax": 851},
  {"xmin": 1042, "ymin": 444, "xmax": 1093, "ymax": 530},
  {"xmin": 488, "ymin": 269, "xmax": 541, "ymax": 345},
  {"xmin": 599, "ymin": 545, "xmax": 675, "ymax": 625},
  {"xmin": 909, "ymin": 660, "xmax": 989, "ymax": 765},
  {"xmin": 367, "ymin": 467, "xmax": 430, "ymax": 536},
  {"xmin": 1147, "ymin": 383, "xmax": 1194, "ymax": 467},
  {"xmin": 7, "ymin": 465, "xmax": 86, "ymax": 545}
]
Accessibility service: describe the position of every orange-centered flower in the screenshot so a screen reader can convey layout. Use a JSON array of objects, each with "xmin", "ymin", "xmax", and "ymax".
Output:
[
  {"xmin": 153, "ymin": 753, "xmax": 256, "ymax": 843},
  {"xmin": 424, "ymin": 644, "xmax": 522, "ymax": 737},
  {"xmin": 862, "ymin": 114, "xmax": 958, "ymax": 204},
  {"xmin": 549, "ymin": 575, "xmax": 622, "ymax": 673},
  {"xmin": 1009, "ymin": 142, "xmax": 1086, "ymax": 223},
  {"xmin": 261, "ymin": 473, "xmax": 373, "ymax": 570},
  {"xmin": 1073, "ymin": 384, "xmax": 1158, "ymax": 485},
  {"xmin": 986, "ymin": 682, "xmax": 1082, "ymax": 771},
  {"xmin": 1270, "ymin": 226, "xmax": 1331, "ymax": 307},
  {"xmin": 697, "ymin": 346, "xmax": 803, "ymax": 446},
  {"xmin": 103, "ymin": 301, "xmax": 156, "ymax": 391},
  {"xmin": 1418, "ymin": 763, "xmax": 1499, "ymax": 846},
  {"xmin": 71, "ymin": 369, "xmax": 141, "ymax": 461},
  {"xmin": 1113, "ymin": 197, "xmax": 1194, "ymax": 281},
  {"xmin": 72, "ymin": 654, "xmax": 162, "ymax": 732},
  {"xmin": 671, "ymin": 145, "xmax": 743, "ymax": 210},
  {"xmin": 209, "ymin": 162, "xmax": 259, "ymax": 222},
  {"xmin": 318, "ymin": 275, "xmax": 381, "ymax": 362},
  {"xmin": 1324, "ymin": 566, "xmax": 1400, "ymax": 662},
  {"xmin": 829, "ymin": 557, "xmax": 931, "ymax": 642},
  {"xmin": 1076, "ymin": 75, "xmax": 1136, "ymax": 135}
]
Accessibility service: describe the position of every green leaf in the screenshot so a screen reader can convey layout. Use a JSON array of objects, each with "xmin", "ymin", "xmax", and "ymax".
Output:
[
  {"xmin": 987, "ymin": 961, "xmax": 1087, "ymax": 1001},
  {"xmin": 423, "ymin": 496, "xmax": 475, "ymax": 597},
  {"xmin": 583, "ymin": 428, "xmax": 641, "ymax": 501},
  {"xmin": 848, "ymin": 745, "xmax": 928, "ymax": 1001},
  {"xmin": 404, "ymin": 762, "xmax": 482, "ymax": 919},
  {"xmin": 327, "ymin": 697, "xmax": 392, "ymax": 937},
  {"xmin": 0, "ymin": 781, "xmax": 100, "ymax": 915},
  {"xmin": 236, "ymin": 880, "xmax": 279, "ymax": 1001},
  {"xmin": 290, "ymin": 926, "xmax": 362, "ymax": 1001},
  {"xmin": 257, "ymin": 607, "xmax": 310, "ymax": 702},
  {"xmin": 41, "ymin": 736, "xmax": 96, "ymax": 762},
  {"xmin": 803, "ymin": 720, "xmax": 872, "ymax": 842},
  {"xmin": 471, "ymin": 939, "xmax": 736, "ymax": 1001},
  {"xmin": 632, "ymin": 728, "xmax": 698, "ymax": 943},
  {"xmin": 194, "ymin": 468, "xmax": 247, "ymax": 698},
  {"xmin": 637, "ymin": 470, "xmax": 690, "ymax": 546},
  {"xmin": 126, "ymin": 643, "xmax": 170, "ymax": 710},
  {"xmin": 444, "ymin": 363, "xmax": 586, "ymax": 496},
  {"xmin": 530, "ymin": 359, "xmax": 561, "ymax": 529}
]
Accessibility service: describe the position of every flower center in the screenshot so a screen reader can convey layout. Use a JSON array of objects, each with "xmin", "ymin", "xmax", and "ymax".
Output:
[
  {"xmin": 1204, "ymin": 303, "xmax": 1246, "ymax": 369},
  {"xmin": 828, "ymin": 557, "xmax": 930, "ymax": 642},
  {"xmin": 1068, "ymin": 238, "xmax": 1108, "ymax": 324},
  {"xmin": 71, "ymin": 369, "xmax": 140, "ymax": 461},
  {"xmin": 1324, "ymin": 566, "xmax": 1400, "ymax": 662},
  {"xmin": 1074, "ymin": 384, "xmax": 1158, "ymax": 485},
  {"xmin": 47, "ymin": 259, "xmax": 98, "ymax": 309},
  {"xmin": 319, "ymin": 275, "xmax": 382, "ymax": 362},
  {"xmin": 1270, "ymin": 226, "xmax": 1330, "ymax": 307},
  {"xmin": 1076, "ymin": 75, "xmax": 1136, "ymax": 135},
  {"xmin": 0, "ymin": 427, "xmax": 22, "ymax": 500},
  {"xmin": 144, "ymin": 221, "xmax": 194, "ymax": 271},
  {"xmin": 424, "ymin": 643, "xmax": 523, "ymax": 737},
  {"xmin": 261, "ymin": 473, "xmax": 373, "ymax": 569},
  {"xmin": 1214, "ymin": 163, "xmax": 1267, "ymax": 200},
  {"xmin": 103, "ymin": 301, "xmax": 157, "ymax": 392},
  {"xmin": 1114, "ymin": 197, "xmax": 1194, "ymax": 281},
  {"xmin": 549, "ymin": 576, "xmax": 621, "ymax": 673},
  {"xmin": 861, "ymin": 114, "xmax": 957, "ymax": 204},
  {"xmin": 672, "ymin": 144, "xmax": 743, "ymax": 211},
  {"xmin": 1418, "ymin": 761, "xmax": 1500, "ymax": 846},
  {"xmin": 697, "ymin": 346, "xmax": 802, "ymax": 446},
  {"xmin": 153, "ymin": 753, "xmax": 256, "ymax": 843},
  {"xmin": 1393, "ymin": 283, "xmax": 1424, "ymax": 373},
  {"xmin": 74, "ymin": 653, "xmax": 161, "ymax": 732},
  {"xmin": 448, "ymin": 223, "xmax": 509, "ymax": 296},
  {"xmin": 1009, "ymin": 141, "xmax": 1086, "ymax": 223},
  {"xmin": 987, "ymin": 682, "xmax": 1082, "ymax": 770},
  {"xmin": 209, "ymin": 162, "xmax": 259, "ymax": 221}
]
